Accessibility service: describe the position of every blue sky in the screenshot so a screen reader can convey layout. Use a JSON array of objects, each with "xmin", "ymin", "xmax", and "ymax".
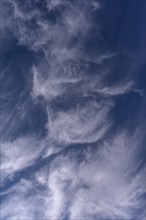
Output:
[{"xmin": 0, "ymin": 0, "xmax": 146, "ymax": 219}]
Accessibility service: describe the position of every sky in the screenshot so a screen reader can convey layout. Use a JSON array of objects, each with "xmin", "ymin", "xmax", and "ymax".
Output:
[{"xmin": 0, "ymin": 0, "xmax": 146, "ymax": 219}]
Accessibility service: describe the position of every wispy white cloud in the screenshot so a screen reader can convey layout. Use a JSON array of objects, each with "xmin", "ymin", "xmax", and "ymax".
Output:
[
  {"xmin": 31, "ymin": 63, "xmax": 83, "ymax": 100},
  {"xmin": 1, "ymin": 130, "xmax": 145, "ymax": 220},
  {"xmin": 1, "ymin": 137, "xmax": 41, "ymax": 183},
  {"xmin": 47, "ymin": 100, "xmax": 112, "ymax": 144},
  {"xmin": 1, "ymin": 0, "xmax": 145, "ymax": 219},
  {"xmin": 45, "ymin": 130, "xmax": 145, "ymax": 220},
  {"xmin": 95, "ymin": 81, "xmax": 136, "ymax": 96},
  {"xmin": 1, "ymin": 178, "xmax": 49, "ymax": 220}
]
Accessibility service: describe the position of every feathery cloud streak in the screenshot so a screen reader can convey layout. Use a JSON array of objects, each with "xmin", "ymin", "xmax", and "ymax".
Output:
[{"xmin": 1, "ymin": 0, "xmax": 145, "ymax": 219}]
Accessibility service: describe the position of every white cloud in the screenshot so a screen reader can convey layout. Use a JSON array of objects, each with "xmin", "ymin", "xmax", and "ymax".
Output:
[
  {"xmin": 31, "ymin": 63, "xmax": 83, "ymax": 100},
  {"xmin": 45, "ymin": 130, "xmax": 145, "ymax": 220},
  {"xmin": 95, "ymin": 81, "xmax": 136, "ymax": 96},
  {"xmin": 1, "ymin": 178, "xmax": 51, "ymax": 220},
  {"xmin": 47, "ymin": 100, "xmax": 112, "ymax": 144},
  {"xmin": 1, "ymin": 130, "xmax": 145, "ymax": 219},
  {"xmin": 1, "ymin": 0, "xmax": 145, "ymax": 219},
  {"xmin": 47, "ymin": 0, "xmax": 63, "ymax": 11},
  {"xmin": 1, "ymin": 196, "xmax": 34, "ymax": 220},
  {"xmin": 1, "ymin": 179, "xmax": 34, "ymax": 220},
  {"xmin": 1, "ymin": 137, "xmax": 42, "ymax": 183}
]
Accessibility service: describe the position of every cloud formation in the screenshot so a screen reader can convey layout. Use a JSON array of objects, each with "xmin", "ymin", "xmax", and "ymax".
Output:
[
  {"xmin": 1, "ymin": 0, "xmax": 145, "ymax": 219},
  {"xmin": 1, "ymin": 131, "xmax": 145, "ymax": 220}
]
